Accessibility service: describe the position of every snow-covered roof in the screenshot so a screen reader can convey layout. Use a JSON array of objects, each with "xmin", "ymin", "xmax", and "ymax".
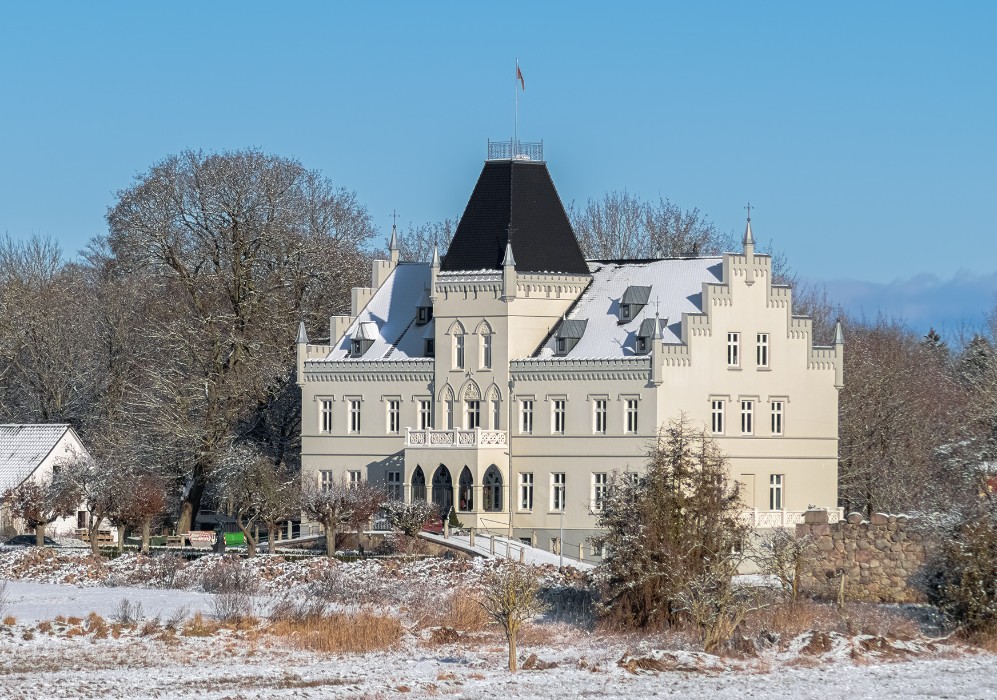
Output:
[
  {"xmin": 0, "ymin": 424, "xmax": 72, "ymax": 492},
  {"xmin": 535, "ymin": 258, "xmax": 723, "ymax": 359},
  {"xmin": 326, "ymin": 263, "xmax": 432, "ymax": 361}
]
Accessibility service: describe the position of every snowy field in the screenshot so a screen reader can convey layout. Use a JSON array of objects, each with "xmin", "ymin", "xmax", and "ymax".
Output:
[{"xmin": 2, "ymin": 549, "xmax": 997, "ymax": 699}]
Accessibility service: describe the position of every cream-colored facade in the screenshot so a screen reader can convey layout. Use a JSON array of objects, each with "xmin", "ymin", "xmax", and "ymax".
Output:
[{"xmin": 297, "ymin": 156, "xmax": 842, "ymax": 560}]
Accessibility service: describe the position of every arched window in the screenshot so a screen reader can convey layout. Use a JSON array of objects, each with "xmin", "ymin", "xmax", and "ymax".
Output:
[
  {"xmin": 477, "ymin": 321, "xmax": 494, "ymax": 369},
  {"xmin": 411, "ymin": 466, "xmax": 426, "ymax": 502},
  {"xmin": 483, "ymin": 465, "xmax": 503, "ymax": 512},
  {"xmin": 458, "ymin": 466, "xmax": 474, "ymax": 512},
  {"xmin": 432, "ymin": 465, "xmax": 453, "ymax": 515},
  {"xmin": 449, "ymin": 321, "xmax": 466, "ymax": 371}
]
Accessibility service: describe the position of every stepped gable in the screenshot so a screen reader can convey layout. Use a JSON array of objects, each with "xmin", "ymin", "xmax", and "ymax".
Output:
[{"xmin": 441, "ymin": 159, "xmax": 589, "ymax": 275}]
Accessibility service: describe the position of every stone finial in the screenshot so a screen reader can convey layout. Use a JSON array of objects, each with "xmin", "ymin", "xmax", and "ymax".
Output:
[
  {"xmin": 502, "ymin": 240, "xmax": 516, "ymax": 268},
  {"xmin": 834, "ymin": 319, "xmax": 844, "ymax": 345},
  {"xmin": 296, "ymin": 320, "xmax": 309, "ymax": 344}
]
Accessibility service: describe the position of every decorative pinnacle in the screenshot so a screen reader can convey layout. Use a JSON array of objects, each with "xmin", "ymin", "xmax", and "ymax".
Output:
[
  {"xmin": 834, "ymin": 319, "xmax": 844, "ymax": 345},
  {"xmin": 389, "ymin": 210, "xmax": 399, "ymax": 252},
  {"xmin": 296, "ymin": 320, "xmax": 309, "ymax": 344},
  {"xmin": 502, "ymin": 240, "xmax": 516, "ymax": 268},
  {"xmin": 431, "ymin": 243, "xmax": 440, "ymax": 267}
]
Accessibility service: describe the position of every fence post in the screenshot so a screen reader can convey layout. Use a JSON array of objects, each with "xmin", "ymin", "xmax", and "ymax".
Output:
[
  {"xmin": 490, "ymin": 535, "xmax": 495, "ymax": 555},
  {"xmin": 469, "ymin": 528, "xmax": 475, "ymax": 547},
  {"xmin": 579, "ymin": 542, "xmax": 584, "ymax": 561},
  {"xmin": 506, "ymin": 540, "xmax": 510, "ymax": 558},
  {"xmin": 519, "ymin": 546, "xmax": 525, "ymax": 564}
]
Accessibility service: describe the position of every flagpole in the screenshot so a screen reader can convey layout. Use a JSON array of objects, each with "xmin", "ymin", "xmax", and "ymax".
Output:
[{"xmin": 514, "ymin": 58, "xmax": 519, "ymax": 152}]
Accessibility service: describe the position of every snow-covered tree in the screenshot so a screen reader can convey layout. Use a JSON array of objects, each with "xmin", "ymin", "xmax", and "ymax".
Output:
[
  {"xmin": 477, "ymin": 562, "xmax": 546, "ymax": 672},
  {"xmin": 2, "ymin": 473, "xmax": 80, "ymax": 546},
  {"xmin": 383, "ymin": 499, "xmax": 438, "ymax": 554}
]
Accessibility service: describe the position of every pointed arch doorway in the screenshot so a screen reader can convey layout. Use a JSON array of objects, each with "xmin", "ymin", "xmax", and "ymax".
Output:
[{"xmin": 431, "ymin": 465, "xmax": 454, "ymax": 515}]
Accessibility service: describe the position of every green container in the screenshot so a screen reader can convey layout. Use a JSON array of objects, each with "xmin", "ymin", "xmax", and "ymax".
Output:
[{"xmin": 224, "ymin": 532, "xmax": 245, "ymax": 546}]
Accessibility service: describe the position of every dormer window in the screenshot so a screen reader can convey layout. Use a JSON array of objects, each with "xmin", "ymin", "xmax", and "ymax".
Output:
[
  {"xmin": 554, "ymin": 319, "xmax": 588, "ymax": 357},
  {"xmin": 416, "ymin": 305, "xmax": 433, "ymax": 326},
  {"xmin": 425, "ymin": 338, "xmax": 435, "ymax": 357},
  {"xmin": 619, "ymin": 285, "xmax": 652, "ymax": 323},
  {"xmin": 350, "ymin": 322, "xmax": 377, "ymax": 357},
  {"xmin": 636, "ymin": 316, "xmax": 665, "ymax": 355}
]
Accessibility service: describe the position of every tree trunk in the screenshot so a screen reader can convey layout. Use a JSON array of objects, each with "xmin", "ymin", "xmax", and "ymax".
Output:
[
  {"xmin": 176, "ymin": 464, "xmax": 208, "ymax": 534},
  {"xmin": 116, "ymin": 524, "xmax": 126, "ymax": 554},
  {"xmin": 35, "ymin": 523, "xmax": 46, "ymax": 547},
  {"xmin": 141, "ymin": 519, "xmax": 151, "ymax": 554},
  {"xmin": 267, "ymin": 520, "xmax": 276, "ymax": 555},
  {"xmin": 88, "ymin": 519, "xmax": 102, "ymax": 557},
  {"xmin": 325, "ymin": 520, "xmax": 337, "ymax": 557},
  {"xmin": 507, "ymin": 629, "xmax": 518, "ymax": 672},
  {"xmin": 237, "ymin": 513, "xmax": 257, "ymax": 557}
]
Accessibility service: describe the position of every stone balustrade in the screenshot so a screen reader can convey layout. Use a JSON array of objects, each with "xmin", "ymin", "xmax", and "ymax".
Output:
[{"xmin": 404, "ymin": 428, "xmax": 508, "ymax": 449}]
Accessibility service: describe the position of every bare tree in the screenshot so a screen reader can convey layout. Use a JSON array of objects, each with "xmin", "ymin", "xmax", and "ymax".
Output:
[
  {"xmin": 117, "ymin": 469, "xmax": 169, "ymax": 554},
  {"xmin": 105, "ymin": 148, "xmax": 376, "ymax": 532},
  {"xmin": 59, "ymin": 450, "xmax": 125, "ymax": 557},
  {"xmin": 477, "ymin": 562, "xmax": 546, "ymax": 672},
  {"xmin": 300, "ymin": 476, "xmax": 356, "ymax": 557},
  {"xmin": 215, "ymin": 443, "xmax": 293, "ymax": 557},
  {"xmin": 753, "ymin": 527, "xmax": 817, "ymax": 601},
  {"xmin": 383, "ymin": 499, "xmax": 438, "ymax": 554},
  {"xmin": 343, "ymin": 481, "xmax": 386, "ymax": 554},
  {"xmin": 2, "ymin": 474, "xmax": 80, "ymax": 546}
]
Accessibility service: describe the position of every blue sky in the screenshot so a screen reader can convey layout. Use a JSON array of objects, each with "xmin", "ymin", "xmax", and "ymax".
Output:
[{"xmin": 1, "ymin": 2, "xmax": 994, "ymax": 334}]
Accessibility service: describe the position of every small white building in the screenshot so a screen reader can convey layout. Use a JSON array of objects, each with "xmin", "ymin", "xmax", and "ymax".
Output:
[
  {"xmin": 297, "ymin": 146, "xmax": 843, "ymax": 560},
  {"xmin": 0, "ymin": 424, "xmax": 93, "ymax": 539}
]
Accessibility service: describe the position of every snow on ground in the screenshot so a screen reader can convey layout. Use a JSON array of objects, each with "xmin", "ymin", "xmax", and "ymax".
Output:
[
  {"xmin": 420, "ymin": 530, "xmax": 594, "ymax": 569},
  {"xmin": 2, "ymin": 580, "xmax": 214, "ymax": 622}
]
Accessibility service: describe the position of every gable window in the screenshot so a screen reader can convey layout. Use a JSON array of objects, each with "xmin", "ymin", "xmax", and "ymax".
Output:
[
  {"xmin": 520, "ymin": 399, "xmax": 534, "ymax": 434},
  {"xmin": 519, "ymin": 472, "xmax": 534, "ymax": 511},
  {"xmin": 386, "ymin": 399, "xmax": 400, "ymax": 434},
  {"xmin": 418, "ymin": 399, "xmax": 433, "ymax": 430},
  {"xmin": 551, "ymin": 472, "xmax": 566, "ymax": 511},
  {"xmin": 554, "ymin": 319, "xmax": 587, "ymax": 356},
  {"xmin": 624, "ymin": 398, "xmax": 639, "ymax": 434},
  {"xmin": 591, "ymin": 472, "xmax": 608, "ymax": 512},
  {"xmin": 727, "ymin": 332, "xmax": 740, "ymax": 367},
  {"xmin": 320, "ymin": 399, "xmax": 333, "ymax": 433},
  {"xmin": 593, "ymin": 399, "xmax": 607, "ymax": 434},
  {"xmin": 711, "ymin": 399, "xmax": 725, "ymax": 434},
  {"xmin": 619, "ymin": 286, "xmax": 651, "ymax": 323},
  {"xmin": 386, "ymin": 471, "xmax": 402, "ymax": 500},
  {"xmin": 348, "ymin": 399, "xmax": 362, "ymax": 434},
  {"xmin": 757, "ymin": 333, "xmax": 769, "ymax": 368},
  {"xmin": 769, "ymin": 474, "xmax": 784, "ymax": 510},
  {"xmin": 481, "ymin": 333, "xmax": 492, "ymax": 369},
  {"xmin": 740, "ymin": 400, "xmax": 754, "ymax": 435},
  {"xmin": 771, "ymin": 400, "xmax": 784, "ymax": 435},
  {"xmin": 552, "ymin": 399, "xmax": 566, "ymax": 434},
  {"xmin": 454, "ymin": 334, "xmax": 465, "ymax": 369},
  {"xmin": 465, "ymin": 400, "xmax": 481, "ymax": 429}
]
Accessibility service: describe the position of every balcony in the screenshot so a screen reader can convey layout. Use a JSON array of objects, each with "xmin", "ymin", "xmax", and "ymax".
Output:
[
  {"xmin": 405, "ymin": 428, "xmax": 508, "ymax": 449},
  {"xmin": 741, "ymin": 508, "xmax": 845, "ymax": 529}
]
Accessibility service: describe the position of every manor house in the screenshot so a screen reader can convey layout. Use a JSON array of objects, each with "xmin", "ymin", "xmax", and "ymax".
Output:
[{"xmin": 296, "ymin": 144, "xmax": 843, "ymax": 559}]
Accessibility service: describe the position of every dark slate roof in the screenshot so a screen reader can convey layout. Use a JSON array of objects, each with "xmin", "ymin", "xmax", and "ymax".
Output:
[
  {"xmin": 441, "ymin": 160, "xmax": 589, "ymax": 275},
  {"xmin": 638, "ymin": 316, "xmax": 667, "ymax": 338},
  {"xmin": 621, "ymin": 285, "xmax": 652, "ymax": 305},
  {"xmin": 555, "ymin": 319, "xmax": 588, "ymax": 339}
]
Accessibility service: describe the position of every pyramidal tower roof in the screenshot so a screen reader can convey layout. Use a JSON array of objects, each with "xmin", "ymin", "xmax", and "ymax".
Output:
[{"xmin": 441, "ymin": 158, "xmax": 589, "ymax": 275}]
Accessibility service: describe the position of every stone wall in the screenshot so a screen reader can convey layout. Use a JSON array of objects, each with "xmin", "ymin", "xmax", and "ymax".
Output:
[{"xmin": 795, "ymin": 510, "xmax": 926, "ymax": 603}]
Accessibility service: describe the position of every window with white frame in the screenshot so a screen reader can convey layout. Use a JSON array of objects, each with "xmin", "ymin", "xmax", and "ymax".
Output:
[
  {"xmin": 465, "ymin": 400, "xmax": 481, "ymax": 429},
  {"xmin": 727, "ymin": 332, "xmax": 740, "ymax": 367},
  {"xmin": 320, "ymin": 470, "xmax": 334, "ymax": 491},
  {"xmin": 319, "ymin": 399, "xmax": 333, "ymax": 433},
  {"xmin": 711, "ymin": 399, "xmax": 725, "ymax": 434},
  {"xmin": 520, "ymin": 399, "xmax": 534, "ymax": 434},
  {"xmin": 771, "ymin": 400, "xmax": 784, "ymax": 435},
  {"xmin": 740, "ymin": 399, "xmax": 754, "ymax": 435},
  {"xmin": 386, "ymin": 471, "xmax": 402, "ymax": 500},
  {"xmin": 418, "ymin": 399, "xmax": 433, "ymax": 430},
  {"xmin": 593, "ymin": 399, "xmax": 607, "ymax": 434},
  {"xmin": 519, "ymin": 472, "xmax": 534, "ymax": 510},
  {"xmin": 551, "ymin": 472, "xmax": 566, "ymax": 511},
  {"xmin": 481, "ymin": 333, "xmax": 492, "ymax": 369},
  {"xmin": 491, "ymin": 399, "xmax": 501, "ymax": 429},
  {"xmin": 552, "ymin": 399, "xmax": 566, "ymax": 434},
  {"xmin": 347, "ymin": 470, "xmax": 362, "ymax": 487},
  {"xmin": 756, "ymin": 333, "xmax": 769, "ymax": 368},
  {"xmin": 591, "ymin": 472, "xmax": 608, "ymax": 511},
  {"xmin": 454, "ymin": 333, "xmax": 465, "ymax": 369},
  {"xmin": 386, "ymin": 399, "xmax": 400, "ymax": 434},
  {"xmin": 625, "ymin": 398, "xmax": 638, "ymax": 434},
  {"xmin": 769, "ymin": 473, "xmax": 784, "ymax": 510},
  {"xmin": 348, "ymin": 399, "xmax": 362, "ymax": 434}
]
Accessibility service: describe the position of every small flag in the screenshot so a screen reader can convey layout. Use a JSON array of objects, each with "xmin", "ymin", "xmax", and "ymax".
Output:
[{"xmin": 516, "ymin": 64, "xmax": 525, "ymax": 90}]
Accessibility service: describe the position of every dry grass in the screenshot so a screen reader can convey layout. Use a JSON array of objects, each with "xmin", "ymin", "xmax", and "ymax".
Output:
[
  {"xmin": 3, "ymin": 615, "xmax": 16, "ymax": 626},
  {"xmin": 85, "ymin": 612, "xmax": 109, "ymax": 639},
  {"xmin": 741, "ymin": 601, "xmax": 920, "ymax": 643},
  {"xmin": 267, "ymin": 610, "xmax": 403, "ymax": 653},
  {"xmin": 36, "ymin": 621, "xmax": 52, "ymax": 634},
  {"xmin": 183, "ymin": 612, "xmax": 218, "ymax": 637},
  {"xmin": 411, "ymin": 590, "xmax": 490, "ymax": 633}
]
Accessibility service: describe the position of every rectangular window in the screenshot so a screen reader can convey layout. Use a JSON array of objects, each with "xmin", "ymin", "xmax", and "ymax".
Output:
[
  {"xmin": 465, "ymin": 400, "xmax": 481, "ymax": 429},
  {"xmin": 491, "ymin": 399, "xmax": 501, "ymax": 429},
  {"xmin": 519, "ymin": 472, "xmax": 534, "ymax": 511},
  {"xmin": 591, "ymin": 472, "xmax": 608, "ymax": 511},
  {"xmin": 551, "ymin": 472, "xmax": 566, "ymax": 511},
  {"xmin": 347, "ymin": 470, "xmax": 362, "ymax": 487},
  {"xmin": 711, "ymin": 399, "xmax": 725, "ymax": 434},
  {"xmin": 425, "ymin": 338, "xmax": 435, "ymax": 357},
  {"xmin": 482, "ymin": 334, "xmax": 492, "ymax": 369},
  {"xmin": 348, "ymin": 399, "xmax": 362, "ymax": 434},
  {"xmin": 552, "ymin": 399, "xmax": 566, "ymax": 434},
  {"xmin": 727, "ymin": 332, "xmax": 740, "ymax": 367},
  {"xmin": 320, "ymin": 399, "xmax": 333, "ymax": 433},
  {"xmin": 386, "ymin": 471, "xmax": 402, "ymax": 500},
  {"xmin": 320, "ymin": 470, "xmax": 334, "ymax": 492},
  {"xmin": 771, "ymin": 400, "xmax": 784, "ymax": 435},
  {"xmin": 445, "ymin": 400, "xmax": 454, "ymax": 430},
  {"xmin": 454, "ymin": 334, "xmax": 465, "ymax": 369},
  {"xmin": 520, "ymin": 399, "xmax": 534, "ymax": 434},
  {"xmin": 769, "ymin": 474, "xmax": 784, "ymax": 510},
  {"xmin": 625, "ymin": 398, "xmax": 638, "ymax": 434},
  {"xmin": 386, "ymin": 399, "xmax": 400, "ymax": 434},
  {"xmin": 418, "ymin": 399, "xmax": 433, "ymax": 430},
  {"xmin": 757, "ymin": 333, "xmax": 769, "ymax": 368},
  {"xmin": 741, "ymin": 400, "xmax": 754, "ymax": 435},
  {"xmin": 594, "ymin": 399, "xmax": 607, "ymax": 434}
]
